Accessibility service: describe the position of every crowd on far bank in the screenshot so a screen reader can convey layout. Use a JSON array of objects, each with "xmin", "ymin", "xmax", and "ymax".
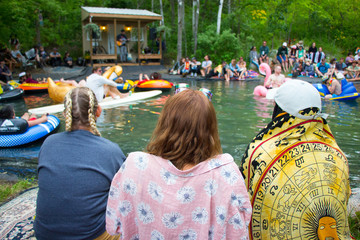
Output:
[{"xmin": 169, "ymin": 40, "xmax": 360, "ymax": 81}]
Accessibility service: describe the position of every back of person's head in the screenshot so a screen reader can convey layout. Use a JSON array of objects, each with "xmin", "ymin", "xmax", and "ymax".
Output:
[
  {"xmin": 150, "ymin": 72, "xmax": 161, "ymax": 80},
  {"xmin": 64, "ymin": 87, "xmax": 101, "ymax": 136},
  {"xmin": 93, "ymin": 66, "xmax": 102, "ymax": 73},
  {"xmin": 0, "ymin": 105, "xmax": 15, "ymax": 119},
  {"xmin": 147, "ymin": 89, "xmax": 222, "ymax": 169}
]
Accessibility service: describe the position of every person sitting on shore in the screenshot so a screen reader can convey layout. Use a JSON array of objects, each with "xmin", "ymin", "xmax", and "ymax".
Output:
[
  {"xmin": 63, "ymin": 52, "xmax": 73, "ymax": 68},
  {"xmin": 180, "ymin": 57, "xmax": 191, "ymax": 77},
  {"xmin": 0, "ymin": 104, "xmax": 48, "ymax": 128},
  {"xmin": 308, "ymin": 42, "xmax": 317, "ymax": 63},
  {"xmin": 288, "ymin": 45, "xmax": 297, "ymax": 69},
  {"xmin": 336, "ymin": 57, "xmax": 347, "ymax": 72},
  {"xmin": 322, "ymin": 75, "xmax": 342, "ymax": 99},
  {"xmin": 49, "ymin": 48, "xmax": 62, "ymax": 67},
  {"xmin": 345, "ymin": 52, "xmax": 355, "ymax": 67},
  {"xmin": 0, "ymin": 59, "xmax": 12, "ymax": 83},
  {"xmin": 346, "ymin": 60, "xmax": 360, "ymax": 79},
  {"xmin": 227, "ymin": 59, "xmax": 241, "ymax": 79},
  {"xmin": 291, "ymin": 58, "xmax": 304, "ymax": 78},
  {"xmin": 265, "ymin": 65, "xmax": 285, "ymax": 88},
  {"xmin": 304, "ymin": 58, "xmax": 315, "ymax": 77},
  {"xmin": 34, "ymin": 87, "xmax": 125, "ymax": 240},
  {"xmin": 249, "ymin": 46, "xmax": 259, "ymax": 69},
  {"xmin": 277, "ymin": 42, "xmax": 289, "ymax": 72},
  {"xmin": 189, "ymin": 57, "xmax": 201, "ymax": 77},
  {"xmin": 86, "ymin": 67, "xmax": 127, "ymax": 102},
  {"xmin": 259, "ymin": 41, "xmax": 269, "ymax": 64},
  {"xmin": 238, "ymin": 60, "xmax": 248, "ymax": 80},
  {"xmin": 169, "ymin": 58, "xmax": 183, "ymax": 75},
  {"xmin": 214, "ymin": 61, "xmax": 229, "ymax": 81},
  {"xmin": 106, "ymin": 89, "xmax": 252, "ymax": 239},
  {"xmin": 315, "ymin": 58, "xmax": 331, "ymax": 78},
  {"xmin": 39, "ymin": 46, "xmax": 49, "ymax": 67},
  {"xmin": 296, "ymin": 44, "xmax": 306, "ymax": 60},
  {"xmin": 200, "ymin": 55, "xmax": 212, "ymax": 77},
  {"xmin": 314, "ymin": 47, "xmax": 326, "ymax": 64}
]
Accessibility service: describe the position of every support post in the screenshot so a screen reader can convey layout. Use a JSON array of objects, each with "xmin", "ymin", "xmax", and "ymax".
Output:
[
  {"xmin": 138, "ymin": 20, "xmax": 141, "ymax": 65},
  {"xmin": 114, "ymin": 19, "xmax": 117, "ymax": 64}
]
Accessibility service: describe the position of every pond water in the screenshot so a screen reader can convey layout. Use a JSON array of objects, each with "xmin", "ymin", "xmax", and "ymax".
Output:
[{"xmin": 1, "ymin": 80, "xmax": 359, "ymax": 188}]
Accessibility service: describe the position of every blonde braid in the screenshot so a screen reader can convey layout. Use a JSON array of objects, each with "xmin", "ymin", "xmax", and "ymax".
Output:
[
  {"xmin": 64, "ymin": 90, "xmax": 73, "ymax": 132},
  {"xmin": 87, "ymin": 89, "xmax": 101, "ymax": 136}
]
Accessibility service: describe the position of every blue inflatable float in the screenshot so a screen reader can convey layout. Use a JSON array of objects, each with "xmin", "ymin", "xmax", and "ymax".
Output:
[
  {"xmin": 0, "ymin": 115, "xmax": 60, "ymax": 147},
  {"xmin": 313, "ymin": 79, "xmax": 360, "ymax": 101}
]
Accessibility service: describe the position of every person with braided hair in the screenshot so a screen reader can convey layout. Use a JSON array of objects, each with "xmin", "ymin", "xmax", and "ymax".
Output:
[{"xmin": 35, "ymin": 87, "xmax": 125, "ymax": 240}]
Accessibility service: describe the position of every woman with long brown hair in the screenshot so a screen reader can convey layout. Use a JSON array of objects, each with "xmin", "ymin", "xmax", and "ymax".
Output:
[
  {"xmin": 106, "ymin": 89, "xmax": 251, "ymax": 239},
  {"xmin": 35, "ymin": 87, "xmax": 125, "ymax": 240}
]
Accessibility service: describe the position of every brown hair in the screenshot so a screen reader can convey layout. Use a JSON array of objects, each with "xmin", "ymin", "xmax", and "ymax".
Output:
[
  {"xmin": 92, "ymin": 66, "xmax": 102, "ymax": 73},
  {"xmin": 64, "ymin": 87, "xmax": 101, "ymax": 136},
  {"xmin": 147, "ymin": 89, "xmax": 222, "ymax": 169}
]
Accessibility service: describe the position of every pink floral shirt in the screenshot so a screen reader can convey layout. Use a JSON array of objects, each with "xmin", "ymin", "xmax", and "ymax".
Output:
[{"xmin": 106, "ymin": 152, "xmax": 252, "ymax": 240}]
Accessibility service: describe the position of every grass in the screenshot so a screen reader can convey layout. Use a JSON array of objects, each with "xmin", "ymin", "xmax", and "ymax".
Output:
[
  {"xmin": 349, "ymin": 211, "xmax": 360, "ymax": 239},
  {"xmin": 0, "ymin": 178, "xmax": 37, "ymax": 204}
]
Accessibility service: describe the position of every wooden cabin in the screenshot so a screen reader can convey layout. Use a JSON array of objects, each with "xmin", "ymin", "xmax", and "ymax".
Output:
[{"xmin": 81, "ymin": 6, "xmax": 163, "ymax": 67}]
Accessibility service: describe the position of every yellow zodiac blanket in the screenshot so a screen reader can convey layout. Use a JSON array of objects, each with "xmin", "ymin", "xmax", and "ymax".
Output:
[{"xmin": 240, "ymin": 112, "xmax": 351, "ymax": 240}]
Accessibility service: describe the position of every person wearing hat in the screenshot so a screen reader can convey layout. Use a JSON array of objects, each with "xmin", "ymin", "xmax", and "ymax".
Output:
[
  {"xmin": 49, "ymin": 48, "xmax": 62, "ymax": 67},
  {"xmin": 19, "ymin": 72, "xmax": 27, "ymax": 83},
  {"xmin": 241, "ymin": 80, "xmax": 351, "ymax": 240},
  {"xmin": 304, "ymin": 58, "xmax": 315, "ymax": 77},
  {"xmin": 296, "ymin": 44, "xmax": 306, "ymax": 60},
  {"xmin": 276, "ymin": 42, "xmax": 289, "ymax": 72}
]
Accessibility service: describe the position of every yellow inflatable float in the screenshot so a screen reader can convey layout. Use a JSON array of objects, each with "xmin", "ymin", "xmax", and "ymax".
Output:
[
  {"xmin": 48, "ymin": 65, "xmax": 126, "ymax": 103},
  {"xmin": 241, "ymin": 80, "xmax": 351, "ymax": 240}
]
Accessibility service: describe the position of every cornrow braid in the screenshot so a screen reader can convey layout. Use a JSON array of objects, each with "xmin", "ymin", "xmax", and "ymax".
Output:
[
  {"xmin": 87, "ymin": 89, "xmax": 101, "ymax": 136},
  {"xmin": 63, "ymin": 87, "xmax": 101, "ymax": 136},
  {"xmin": 64, "ymin": 90, "xmax": 73, "ymax": 132}
]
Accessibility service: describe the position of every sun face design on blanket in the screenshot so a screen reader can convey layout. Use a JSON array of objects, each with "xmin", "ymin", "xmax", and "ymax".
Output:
[{"xmin": 240, "ymin": 111, "xmax": 351, "ymax": 240}]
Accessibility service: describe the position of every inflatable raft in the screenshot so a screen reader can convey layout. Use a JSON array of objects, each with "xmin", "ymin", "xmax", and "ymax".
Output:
[
  {"xmin": 117, "ymin": 80, "xmax": 135, "ymax": 93},
  {"xmin": 313, "ymin": 78, "xmax": 360, "ymax": 100},
  {"xmin": 135, "ymin": 80, "xmax": 173, "ymax": 91},
  {"xmin": 18, "ymin": 81, "xmax": 60, "ymax": 93},
  {"xmin": 0, "ymin": 89, "xmax": 24, "ymax": 102},
  {"xmin": 0, "ymin": 115, "xmax": 60, "ymax": 148}
]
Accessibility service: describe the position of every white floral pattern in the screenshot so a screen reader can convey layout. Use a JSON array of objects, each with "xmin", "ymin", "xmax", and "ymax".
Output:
[
  {"xmin": 148, "ymin": 182, "xmax": 164, "ymax": 203},
  {"xmin": 208, "ymin": 225, "xmax": 215, "ymax": 240},
  {"xmin": 162, "ymin": 212, "xmax": 184, "ymax": 229},
  {"xmin": 151, "ymin": 230, "xmax": 165, "ymax": 240},
  {"xmin": 208, "ymin": 158, "xmax": 222, "ymax": 170},
  {"xmin": 130, "ymin": 234, "xmax": 139, "ymax": 240},
  {"xmin": 123, "ymin": 178, "xmax": 137, "ymax": 195},
  {"xmin": 178, "ymin": 229, "xmax": 197, "ymax": 240},
  {"xmin": 119, "ymin": 162, "xmax": 126, "ymax": 172},
  {"xmin": 176, "ymin": 186, "xmax": 196, "ymax": 204},
  {"xmin": 108, "ymin": 185, "xmax": 120, "ymax": 199},
  {"xmin": 220, "ymin": 166, "xmax": 239, "ymax": 185},
  {"xmin": 118, "ymin": 200, "xmax": 132, "ymax": 217},
  {"xmin": 204, "ymin": 179, "xmax": 218, "ymax": 196},
  {"xmin": 215, "ymin": 206, "xmax": 227, "ymax": 226},
  {"xmin": 135, "ymin": 154, "xmax": 149, "ymax": 170},
  {"xmin": 192, "ymin": 207, "xmax": 208, "ymax": 224},
  {"xmin": 137, "ymin": 203, "xmax": 155, "ymax": 224},
  {"xmin": 160, "ymin": 168, "xmax": 178, "ymax": 185},
  {"xmin": 229, "ymin": 212, "xmax": 244, "ymax": 230},
  {"xmin": 230, "ymin": 192, "xmax": 246, "ymax": 207}
]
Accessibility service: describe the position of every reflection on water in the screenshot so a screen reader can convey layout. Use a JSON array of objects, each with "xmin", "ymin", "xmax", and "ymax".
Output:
[{"xmin": 1, "ymin": 80, "xmax": 360, "ymax": 188}]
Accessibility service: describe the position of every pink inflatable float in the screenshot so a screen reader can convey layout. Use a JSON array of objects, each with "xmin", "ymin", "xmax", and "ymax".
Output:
[
  {"xmin": 253, "ymin": 63, "xmax": 271, "ymax": 97},
  {"xmin": 253, "ymin": 63, "xmax": 291, "ymax": 97}
]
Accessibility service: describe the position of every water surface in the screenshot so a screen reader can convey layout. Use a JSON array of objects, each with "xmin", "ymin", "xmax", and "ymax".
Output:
[{"xmin": 1, "ymin": 80, "xmax": 359, "ymax": 188}]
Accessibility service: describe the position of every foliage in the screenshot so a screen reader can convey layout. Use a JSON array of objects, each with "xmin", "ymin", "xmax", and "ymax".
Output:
[
  {"xmin": 0, "ymin": 178, "xmax": 37, "ymax": 204},
  {"xmin": 0, "ymin": 0, "xmax": 358, "ymax": 61},
  {"xmin": 349, "ymin": 211, "xmax": 360, "ymax": 239}
]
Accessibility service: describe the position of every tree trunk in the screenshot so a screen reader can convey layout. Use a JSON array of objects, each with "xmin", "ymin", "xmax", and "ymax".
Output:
[
  {"xmin": 228, "ymin": 0, "xmax": 231, "ymax": 14},
  {"xmin": 159, "ymin": 0, "xmax": 165, "ymax": 40},
  {"xmin": 216, "ymin": 0, "xmax": 224, "ymax": 34},
  {"xmin": 182, "ymin": 0, "xmax": 187, "ymax": 57},
  {"xmin": 170, "ymin": 0, "xmax": 175, "ymax": 29},
  {"xmin": 194, "ymin": 0, "xmax": 199, "ymax": 55},
  {"xmin": 192, "ymin": 0, "xmax": 196, "ymax": 37},
  {"xmin": 177, "ymin": 0, "xmax": 184, "ymax": 62}
]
